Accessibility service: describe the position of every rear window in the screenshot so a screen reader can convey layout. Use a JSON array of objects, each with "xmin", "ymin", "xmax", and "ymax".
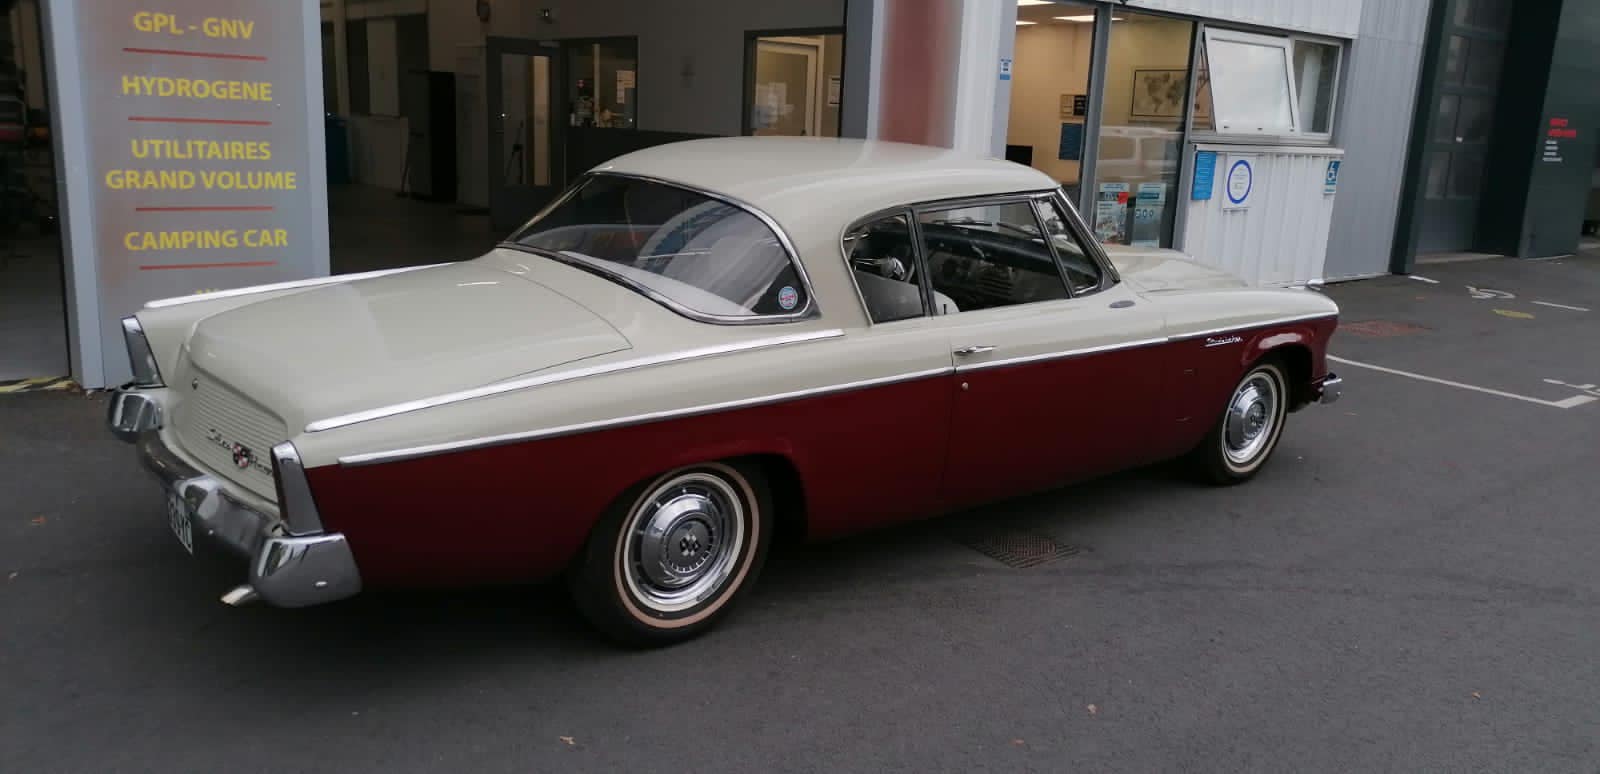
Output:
[{"xmin": 509, "ymin": 174, "xmax": 811, "ymax": 320}]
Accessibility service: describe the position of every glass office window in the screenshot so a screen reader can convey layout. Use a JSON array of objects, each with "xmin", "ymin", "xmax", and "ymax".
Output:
[
  {"xmin": 566, "ymin": 38, "xmax": 637, "ymax": 128},
  {"xmin": 1293, "ymin": 40, "xmax": 1340, "ymax": 135},
  {"xmin": 1092, "ymin": 10, "xmax": 1193, "ymax": 247},
  {"xmin": 1004, "ymin": 1, "xmax": 1100, "ymax": 203}
]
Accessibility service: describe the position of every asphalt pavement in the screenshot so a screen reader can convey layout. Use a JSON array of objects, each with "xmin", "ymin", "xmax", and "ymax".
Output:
[{"xmin": 3, "ymin": 254, "xmax": 1600, "ymax": 773}]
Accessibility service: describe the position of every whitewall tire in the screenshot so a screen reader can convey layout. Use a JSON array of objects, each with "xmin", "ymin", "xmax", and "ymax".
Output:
[
  {"xmin": 1195, "ymin": 361, "xmax": 1290, "ymax": 485},
  {"xmin": 570, "ymin": 462, "xmax": 772, "ymax": 647}
]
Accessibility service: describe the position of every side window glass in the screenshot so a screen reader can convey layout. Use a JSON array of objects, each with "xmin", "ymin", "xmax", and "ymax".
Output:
[
  {"xmin": 1033, "ymin": 199, "xmax": 1105, "ymax": 295},
  {"xmin": 917, "ymin": 201, "xmax": 1068, "ymax": 313},
  {"xmin": 844, "ymin": 214, "xmax": 929, "ymax": 323}
]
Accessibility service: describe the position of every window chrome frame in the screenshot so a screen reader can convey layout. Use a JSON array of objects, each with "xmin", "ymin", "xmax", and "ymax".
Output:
[
  {"xmin": 839, "ymin": 205, "xmax": 928, "ymax": 325},
  {"xmin": 839, "ymin": 189, "xmax": 1121, "ymax": 325},
  {"xmin": 499, "ymin": 171, "xmax": 821, "ymax": 326}
]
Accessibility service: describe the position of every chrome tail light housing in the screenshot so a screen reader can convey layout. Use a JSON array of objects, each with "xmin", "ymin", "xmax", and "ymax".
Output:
[{"xmin": 121, "ymin": 316, "xmax": 164, "ymax": 387}]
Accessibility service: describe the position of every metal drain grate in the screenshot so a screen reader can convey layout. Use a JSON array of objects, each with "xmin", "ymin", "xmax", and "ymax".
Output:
[
  {"xmin": 955, "ymin": 530, "xmax": 1081, "ymax": 569},
  {"xmin": 1339, "ymin": 320, "xmax": 1430, "ymax": 338}
]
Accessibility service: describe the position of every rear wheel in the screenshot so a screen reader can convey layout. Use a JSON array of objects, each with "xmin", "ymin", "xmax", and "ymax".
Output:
[
  {"xmin": 569, "ymin": 462, "xmax": 771, "ymax": 647},
  {"xmin": 1194, "ymin": 360, "xmax": 1289, "ymax": 485}
]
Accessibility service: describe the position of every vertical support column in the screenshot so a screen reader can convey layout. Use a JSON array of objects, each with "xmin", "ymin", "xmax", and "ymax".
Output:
[
  {"xmin": 39, "ymin": 0, "xmax": 102, "ymax": 387},
  {"xmin": 948, "ymin": 0, "xmax": 1003, "ymax": 154},
  {"xmin": 333, "ymin": 0, "xmax": 351, "ymax": 115},
  {"xmin": 988, "ymin": 0, "xmax": 1018, "ymax": 158},
  {"xmin": 875, "ymin": 0, "xmax": 958, "ymax": 147},
  {"xmin": 1077, "ymin": 2, "xmax": 1112, "ymax": 215},
  {"xmin": 841, "ymin": 0, "xmax": 881, "ymax": 139}
]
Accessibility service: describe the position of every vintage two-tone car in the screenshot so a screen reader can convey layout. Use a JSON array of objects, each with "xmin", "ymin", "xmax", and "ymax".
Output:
[{"xmin": 109, "ymin": 138, "xmax": 1341, "ymax": 645}]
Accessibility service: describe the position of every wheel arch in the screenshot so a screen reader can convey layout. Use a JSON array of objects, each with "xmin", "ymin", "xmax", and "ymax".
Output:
[{"xmin": 1239, "ymin": 328, "xmax": 1317, "ymax": 411}]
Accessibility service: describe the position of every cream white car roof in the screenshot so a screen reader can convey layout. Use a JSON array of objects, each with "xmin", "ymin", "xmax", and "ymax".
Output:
[{"xmin": 593, "ymin": 137, "xmax": 1060, "ymax": 225}]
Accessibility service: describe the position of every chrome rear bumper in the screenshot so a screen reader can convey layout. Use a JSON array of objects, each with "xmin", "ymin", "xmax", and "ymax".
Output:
[
  {"xmin": 109, "ymin": 388, "xmax": 361, "ymax": 607},
  {"xmin": 1317, "ymin": 373, "xmax": 1343, "ymax": 405}
]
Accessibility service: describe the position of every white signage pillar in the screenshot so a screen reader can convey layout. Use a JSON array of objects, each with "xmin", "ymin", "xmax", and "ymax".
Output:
[{"xmin": 42, "ymin": 0, "xmax": 330, "ymax": 388}]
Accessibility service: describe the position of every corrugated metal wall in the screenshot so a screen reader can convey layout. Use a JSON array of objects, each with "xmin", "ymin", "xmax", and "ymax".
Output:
[
  {"xmin": 1182, "ymin": 146, "xmax": 1345, "ymax": 286},
  {"xmin": 1323, "ymin": 0, "xmax": 1433, "ymax": 280},
  {"xmin": 1119, "ymin": 0, "xmax": 1363, "ymax": 38}
]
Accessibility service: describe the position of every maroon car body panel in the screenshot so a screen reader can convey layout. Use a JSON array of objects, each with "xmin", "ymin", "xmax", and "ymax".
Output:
[{"xmin": 305, "ymin": 315, "xmax": 1335, "ymax": 590}]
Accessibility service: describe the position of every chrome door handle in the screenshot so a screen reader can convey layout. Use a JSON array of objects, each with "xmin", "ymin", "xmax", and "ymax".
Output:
[{"xmin": 954, "ymin": 345, "xmax": 996, "ymax": 357}]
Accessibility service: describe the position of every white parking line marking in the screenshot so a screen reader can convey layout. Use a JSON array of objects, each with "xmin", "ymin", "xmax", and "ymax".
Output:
[
  {"xmin": 1532, "ymin": 301, "xmax": 1591, "ymax": 312},
  {"xmin": 1408, "ymin": 275, "xmax": 1441, "ymax": 284},
  {"xmin": 1328, "ymin": 355, "xmax": 1599, "ymax": 410}
]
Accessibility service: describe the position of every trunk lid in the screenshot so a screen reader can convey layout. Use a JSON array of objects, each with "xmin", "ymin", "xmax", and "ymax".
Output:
[{"xmin": 180, "ymin": 261, "xmax": 631, "ymax": 430}]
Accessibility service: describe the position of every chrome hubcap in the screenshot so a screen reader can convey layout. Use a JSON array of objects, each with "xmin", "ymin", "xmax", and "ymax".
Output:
[
  {"xmin": 1224, "ymin": 373, "xmax": 1280, "ymax": 465},
  {"xmin": 624, "ymin": 473, "xmax": 745, "ymax": 613}
]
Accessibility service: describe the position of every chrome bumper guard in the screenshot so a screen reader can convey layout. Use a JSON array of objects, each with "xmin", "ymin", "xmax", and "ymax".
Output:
[
  {"xmin": 109, "ymin": 389, "xmax": 361, "ymax": 607},
  {"xmin": 108, "ymin": 386, "xmax": 164, "ymax": 441},
  {"xmin": 1317, "ymin": 373, "xmax": 1343, "ymax": 405}
]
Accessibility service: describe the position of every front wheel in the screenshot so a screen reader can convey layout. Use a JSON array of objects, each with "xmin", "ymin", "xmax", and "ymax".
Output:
[
  {"xmin": 1194, "ymin": 361, "xmax": 1290, "ymax": 485},
  {"xmin": 569, "ymin": 462, "xmax": 772, "ymax": 647}
]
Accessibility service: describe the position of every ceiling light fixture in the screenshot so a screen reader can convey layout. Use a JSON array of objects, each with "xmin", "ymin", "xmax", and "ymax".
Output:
[
  {"xmin": 1016, "ymin": 20, "xmax": 1038, "ymax": 25},
  {"xmin": 1054, "ymin": 14, "xmax": 1124, "ymax": 22}
]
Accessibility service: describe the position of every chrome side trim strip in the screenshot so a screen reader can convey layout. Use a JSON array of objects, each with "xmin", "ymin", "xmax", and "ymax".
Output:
[
  {"xmin": 1169, "ymin": 313, "xmax": 1337, "ymax": 342},
  {"xmin": 143, "ymin": 264, "xmax": 447, "ymax": 309},
  {"xmin": 338, "ymin": 366, "xmax": 954, "ymax": 466},
  {"xmin": 955, "ymin": 337, "xmax": 1169, "ymax": 373},
  {"xmin": 306, "ymin": 328, "xmax": 847, "ymax": 433}
]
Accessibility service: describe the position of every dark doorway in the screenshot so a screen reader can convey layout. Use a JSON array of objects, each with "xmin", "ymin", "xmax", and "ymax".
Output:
[
  {"xmin": 486, "ymin": 38, "xmax": 563, "ymax": 233},
  {"xmin": 1415, "ymin": 0, "xmax": 1513, "ymax": 253}
]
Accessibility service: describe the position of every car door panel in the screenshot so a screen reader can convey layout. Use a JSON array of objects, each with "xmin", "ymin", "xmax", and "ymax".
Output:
[{"xmin": 942, "ymin": 281, "xmax": 1167, "ymax": 508}]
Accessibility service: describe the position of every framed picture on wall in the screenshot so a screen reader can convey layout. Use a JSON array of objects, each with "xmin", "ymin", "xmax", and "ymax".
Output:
[{"xmin": 1130, "ymin": 69, "xmax": 1211, "ymax": 122}]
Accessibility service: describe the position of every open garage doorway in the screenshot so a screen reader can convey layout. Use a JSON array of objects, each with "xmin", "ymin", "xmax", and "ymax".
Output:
[{"xmin": 1, "ymin": 0, "xmax": 68, "ymax": 383}]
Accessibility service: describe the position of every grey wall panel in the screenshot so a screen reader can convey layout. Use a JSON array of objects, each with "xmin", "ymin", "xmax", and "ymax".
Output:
[
  {"xmin": 1324, "ymin": 0, "xmax": 1431, "ymax": 280},
  {"xmin": 1123, "ymin": 0, "xmax": 1363, "ymax": 38}
]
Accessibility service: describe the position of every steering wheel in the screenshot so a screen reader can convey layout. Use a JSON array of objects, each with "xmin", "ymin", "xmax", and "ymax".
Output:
[{"xmin": 851, "ymin": 240, "xmax": 917, "ymax": 285}]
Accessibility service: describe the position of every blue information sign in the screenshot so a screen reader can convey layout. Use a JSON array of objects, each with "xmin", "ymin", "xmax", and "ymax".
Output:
[
  {"xmin": 1058, "ymin": 123, "xmax": 1084, "ymax": 161},
  {"xmin": 1192, "ymin": 150, "xmax": 1217, "ymax": 201},
  {"xmin": 1324, "ymin": 159, "xmax": 1341, "ymax": 195}
]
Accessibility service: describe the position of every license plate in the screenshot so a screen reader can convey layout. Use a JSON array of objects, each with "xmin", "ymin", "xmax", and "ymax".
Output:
[{"xmin": 166, "ymin": 489, "xmax": 194, "ymax": 555}]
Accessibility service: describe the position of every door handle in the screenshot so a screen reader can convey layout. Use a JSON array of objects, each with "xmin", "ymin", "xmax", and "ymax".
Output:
[{"xmin": 954, "ymin": 345, "xmax": 996, "ymax": 357}]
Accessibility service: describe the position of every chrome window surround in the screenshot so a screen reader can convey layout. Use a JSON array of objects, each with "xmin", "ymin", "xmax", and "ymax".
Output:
[
  {"xmin": 271, "ymin": 442, "xmax": 326, "ymax": 535},
  {"xmin": 337, "ymin": 313, "xmax": 1336, "ymax": 467},
  {"xmin": 305, "ymin": 328, "xmax": 846, "ymax": 433},
  {"xmin": 500, "ymin": 171, "xmax": 821, "ymax": 326},
  {"xmin": 121, "ymin": 317, "xmax": 164, "ymax": 387},
  {"xmin": 838, "ymin": 188, "xmax": 1122, "ymax": 326},
  {"xmin": 143, "ymin": 264, "xmax": 446, "ymax": 309}
]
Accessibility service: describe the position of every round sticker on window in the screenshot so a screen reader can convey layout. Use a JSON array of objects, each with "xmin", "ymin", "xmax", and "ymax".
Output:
[{"xmin": 777, "ymin": 286, "xmax": 799, "ymax": 311}]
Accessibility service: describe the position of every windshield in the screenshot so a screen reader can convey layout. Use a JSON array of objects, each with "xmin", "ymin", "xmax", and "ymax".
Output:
[{"xmin": 508, "ymin": 174, "xmax": 811, "ymax": 320}]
